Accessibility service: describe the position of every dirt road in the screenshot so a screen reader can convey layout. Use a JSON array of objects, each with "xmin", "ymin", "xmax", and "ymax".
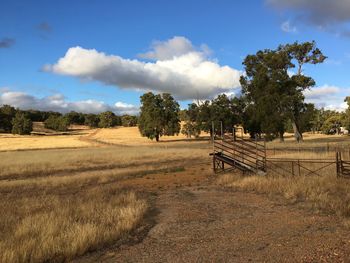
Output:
[{"xmin": 78, "ymin": 180, "xmax": 350, "ymax": 262}]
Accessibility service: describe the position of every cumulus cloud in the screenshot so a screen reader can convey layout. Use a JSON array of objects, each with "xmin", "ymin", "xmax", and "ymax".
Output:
[
  {"xmin": 267, "ymin": 0, "xmax": 350, "ymax": 35},
  {"xmin": 44, "ymin": 37, "xmax": 241, "ymax": 100},
  {"xmin": 304, "ymin": 85, "xmax": 347, "ymax": 111},
  {"xmin": 281, "ymin": 20, "xmax": 297, "ymax": 33},
  {"xmin": 0, "ymin": 91, "xmax": 139, "ymax": 115},
  {"xmin": 0, "ymin": 38, "xmax": 15, "ymax": 48}
]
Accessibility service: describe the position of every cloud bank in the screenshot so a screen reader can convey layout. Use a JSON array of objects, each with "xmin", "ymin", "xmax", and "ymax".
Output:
[
  {"xmin": 304, "ymin": 85, "xmax": 347, "ymax": 111},
  {"xmin": 0, "ymin": 90, "xmax": 139, "ymax": 115},
  {"xmin": 44, "ymin": 36, "xmax": 241, "ymax": 100},
  {"xmin": 267, "ymin": 0, "xmax": 350, "ymax": 35}
]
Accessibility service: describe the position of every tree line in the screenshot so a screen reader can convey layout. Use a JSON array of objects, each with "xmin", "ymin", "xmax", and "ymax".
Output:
[
  {"xmin": 138, "ymin": 41, "xmax": 350, "ymax": 142},
  {"xmin": 0, "ymin": 105, "xmax": 138, "ymax": 135}
]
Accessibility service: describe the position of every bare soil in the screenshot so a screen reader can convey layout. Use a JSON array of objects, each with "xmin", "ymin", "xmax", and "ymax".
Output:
[{"xmin": 76, "ymin": 165, "xmax": 350, "ymax": 263}]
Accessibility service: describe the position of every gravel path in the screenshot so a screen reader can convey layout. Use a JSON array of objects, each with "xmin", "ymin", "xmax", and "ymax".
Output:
[{"xmin": 80, "ymin": 185, "xmax": 350, "ymax": 262}]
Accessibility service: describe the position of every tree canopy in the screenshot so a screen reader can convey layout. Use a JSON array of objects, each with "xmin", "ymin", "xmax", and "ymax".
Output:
[{"xmin": 138, "ymin": 92, "xmax": 180, "ymax": 141}]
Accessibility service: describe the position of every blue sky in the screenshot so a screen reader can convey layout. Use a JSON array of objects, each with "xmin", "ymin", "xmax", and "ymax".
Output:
[{"xmin": 0, "ymin": 0, "xmax": 349, "ymax": 114}]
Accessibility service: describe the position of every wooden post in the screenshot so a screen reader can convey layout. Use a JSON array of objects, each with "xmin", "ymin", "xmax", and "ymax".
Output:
[
  {"xmin": 220, "ymin": 121, "xmax": 223, "ymax": 139},
  {"xmin": 291, "ymin": 161, "xmax": 295, "ymax": 176},
  {"xmin": 298, "ymin": 159, "xmax": 301, "ymax": 176}
]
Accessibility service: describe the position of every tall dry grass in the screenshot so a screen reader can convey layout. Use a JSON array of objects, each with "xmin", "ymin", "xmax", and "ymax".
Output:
[
  {"xmin": 0, "ymin": 188, "xmax": 147, "ymax": 263},
  {"xmin": 218, "ymin": 148, "xmax": 350, "ymax": 218},
  {"xmin": 218, "ymin": 173, "xmax": 350, "ymax": 217},
  {"xmin": 0, "ymin": 139, "xmax": 210, "ymax": 262}
]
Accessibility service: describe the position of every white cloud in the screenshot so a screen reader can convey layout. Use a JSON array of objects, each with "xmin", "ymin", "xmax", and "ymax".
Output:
[
  {"xmin": 303, "ymin": 85, "xmax": 340, "ymax": 100},
  {"xmin": 44, "ymin": 37, "xmax": 241, "ymax": 100},
  {"xmin": 0, "ymin": 90, "xmax": 139, "ymax": 115},
  {"xmin": 304, "ymin": 84, "xmax": 347, "ymax": 111},
  {"xmin": 281, "ymin": 20, "xmax": 297, "ymax": 33}
]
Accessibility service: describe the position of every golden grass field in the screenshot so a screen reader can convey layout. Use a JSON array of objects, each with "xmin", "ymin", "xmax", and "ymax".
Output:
[
  {"xmin": 0, "ymin": 126, "xmax": 211, "ymax": 262},
  {"xmin": 1, "ymin": 125, "xmax": 350, "ymax": 262}
]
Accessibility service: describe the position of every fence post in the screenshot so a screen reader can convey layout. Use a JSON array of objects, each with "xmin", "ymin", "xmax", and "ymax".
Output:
[{"xmin": 298, "ymin": 159, "xmax": 301, "ymax": 176}]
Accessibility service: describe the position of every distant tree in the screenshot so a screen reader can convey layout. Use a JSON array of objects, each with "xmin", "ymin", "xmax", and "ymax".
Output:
[
  {"xmin": 11, "ymin": 112, "xmax": 33, "ymax": 135},
  {"xmin": 321, "ymin": 115, "xmax": 343, "ymax": 134},
  {"xmin": 138, "ymin": 92, "xmax": 180, "ymax": 141},
  {"xmin": 84, "ymin": 114, "xmax": 100, "ymax": 128},
  {"xmin": 65, "ymin": 111, "xmax": 85, "ymax": 125},
  {"xmin": 98, "ymin": 111, "xmax": 118, "ymax": 128},
  {"xmin": 344, "ymin": 97, "xmax": 350, "ymax": 131},
  {"xmin": 121, "ymin": 115, "xmax": 138, "ymax": 127},
  {"xmin": 0, "ymin": 105, "xmax": 16, "ymax": 132},
  {"xmin": 44, "ymin": 115, "xmax": 69, "ymax": 131},
  {"xmin": 181, "ymin": 103, "xmax": 201, "ymax": 138}
]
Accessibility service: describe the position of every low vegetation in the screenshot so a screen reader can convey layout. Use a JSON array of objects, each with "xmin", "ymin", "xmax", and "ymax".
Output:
[{"xmin": 218, "ymin": 173, "xmax": 350, "ymax": 218}]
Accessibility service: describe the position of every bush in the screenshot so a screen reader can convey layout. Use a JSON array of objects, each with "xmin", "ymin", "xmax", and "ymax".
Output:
[
  {"xmin": 44, "ymin": 115, "xmax": 70, "ymax": 131},
  {"xmin": 11, "ymin": 112, "xmax": 33, "ymax": 135}
]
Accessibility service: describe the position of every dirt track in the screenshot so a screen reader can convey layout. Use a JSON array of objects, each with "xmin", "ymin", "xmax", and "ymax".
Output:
[{"xmin": 78, "ymin": 173, "xmax": 350, "ymax": 263}]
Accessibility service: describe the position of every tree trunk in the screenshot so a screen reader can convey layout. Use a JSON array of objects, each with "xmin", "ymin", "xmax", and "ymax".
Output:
[
  {"xmin": 155, "ymin": 134, "xmax": 159, "ymax": 142},
  {"xmin": 292, "ymin": 120, "xmax": 303, "ymax": 143}
]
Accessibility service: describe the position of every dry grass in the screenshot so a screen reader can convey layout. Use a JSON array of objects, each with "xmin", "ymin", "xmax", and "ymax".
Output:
[
  {"xmin": 0, "ymin": 127, "xmax": 211, "ymax": 262},
  {"xmin": 218, "ymin": 173, "xmax": 350, "ymax": 217},
  {"xmin": 0, "ymin": 188, "xmax": 147, "ymax": 263},
  {"xmin": 267, "ymin": 132, "xmax": 350, "ymax": 150},
  {"xmin": 218, "ymin": 146, "xmax": 350, "ymax": 218},
  {"xmin": 0, "ymin": 134, "xmax": 92, "ymax": 151},
  {"xmin": 89, "ymin": 126, "xmax": 210, "ymax": 146}
]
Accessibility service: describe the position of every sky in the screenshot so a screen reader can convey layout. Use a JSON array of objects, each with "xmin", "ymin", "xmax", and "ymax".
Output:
[{"xmin": 0, "ymin": 0, "xmax": 349, "ymax": 115}]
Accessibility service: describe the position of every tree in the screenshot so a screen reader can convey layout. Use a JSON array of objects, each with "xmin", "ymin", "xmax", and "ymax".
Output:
[
  {"xmin": 65, "ymin": 111, "xmax": 85, "ymax": 125},
  {"xmin": 240, "ymin": 41, "xmax": 326, "ymax": 142},
  {"xmin": 138, "ymin": 92, "xmax": 180, "ymax": 141},
  {"xmin": 181, "ymin": 103, "xmax": 201, "ymax": 138},
  {"xmin": 11, "ymin": 112, "xmax": 33, "ymax": 135},
  {"xmin": 281, "ymin": 41, "xmax": 326, "ymax": 142},
  {"xmin": 84, "ymin": 114, "xmax": 100, "ymax": 128},
  {"xmin": 344, "ymin": 97, "xmax": 350, "ymax": 131},
  {"xmin": 0, "ymin": 105, "xmax": 16, "ymax": 132},
  {"xmin": 121, "ymin": 115, "xmax": 138, "ymax": 127},
  {"xmin": 240, "ymin": 49, "xmax": 292, "ymax": 141},
  {"xmin": 98, "ymin": 111, "xmax": 118, "ymax": 128},
  {"xmin": 44, "ymin": 115, "xmax": 70, "ymax": 131}
]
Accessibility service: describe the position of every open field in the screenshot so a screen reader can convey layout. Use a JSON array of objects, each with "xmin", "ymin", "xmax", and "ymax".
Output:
[{"xmin": 1, "ymin": 127, "xmax": 350, "ymax": 262}]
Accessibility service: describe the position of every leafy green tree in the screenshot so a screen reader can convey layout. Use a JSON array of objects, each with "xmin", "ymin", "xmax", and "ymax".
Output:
[
  {"xmin": 344, "ymin": 97, "xmax": 350, "ymax": 131},
  {"xmin": 240, "ymin": 49, "xmax": 291, "ymax": 141},
  {"xmin": 65, "ymin": 111, "xmax": 85, "ymax": 125},
  {"xmin": 281, "ymin": 41, "xmax": 326, "ymax": 141},
  {"xmin": 181, "ymin": 103, "xmax": 201, "ymax": 138},
  {"xmin": 240, "ymin": 41, "xmax": 326, "ymax": 142},
  {"xmin": 84, "ymin": 114, "xmax": 100, "ymax": 127},
  {"xmin": 121, "ymin": 115, "xmax": 138, "ymax": 127},
  {"xmin": 0, "ymin": 105, "xmax": 16, "ymax": 132},
  {"xmin": 321, "ymin": 115, "xmax": 343, "ymax": 134},
  {"xmin": 11, "ymin": 112, "xmax": 33, "ymax": 135},
  {"xmin": 98, "ymin": 111, "xmax": 118, "ymax": 128},
  {"xmin": 138, "ymin": 92, "xmax": 180, "ymax": 141},
  {"xmin": 44, "ymin": 115, "xmax": 70, "ymax": 131}
]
